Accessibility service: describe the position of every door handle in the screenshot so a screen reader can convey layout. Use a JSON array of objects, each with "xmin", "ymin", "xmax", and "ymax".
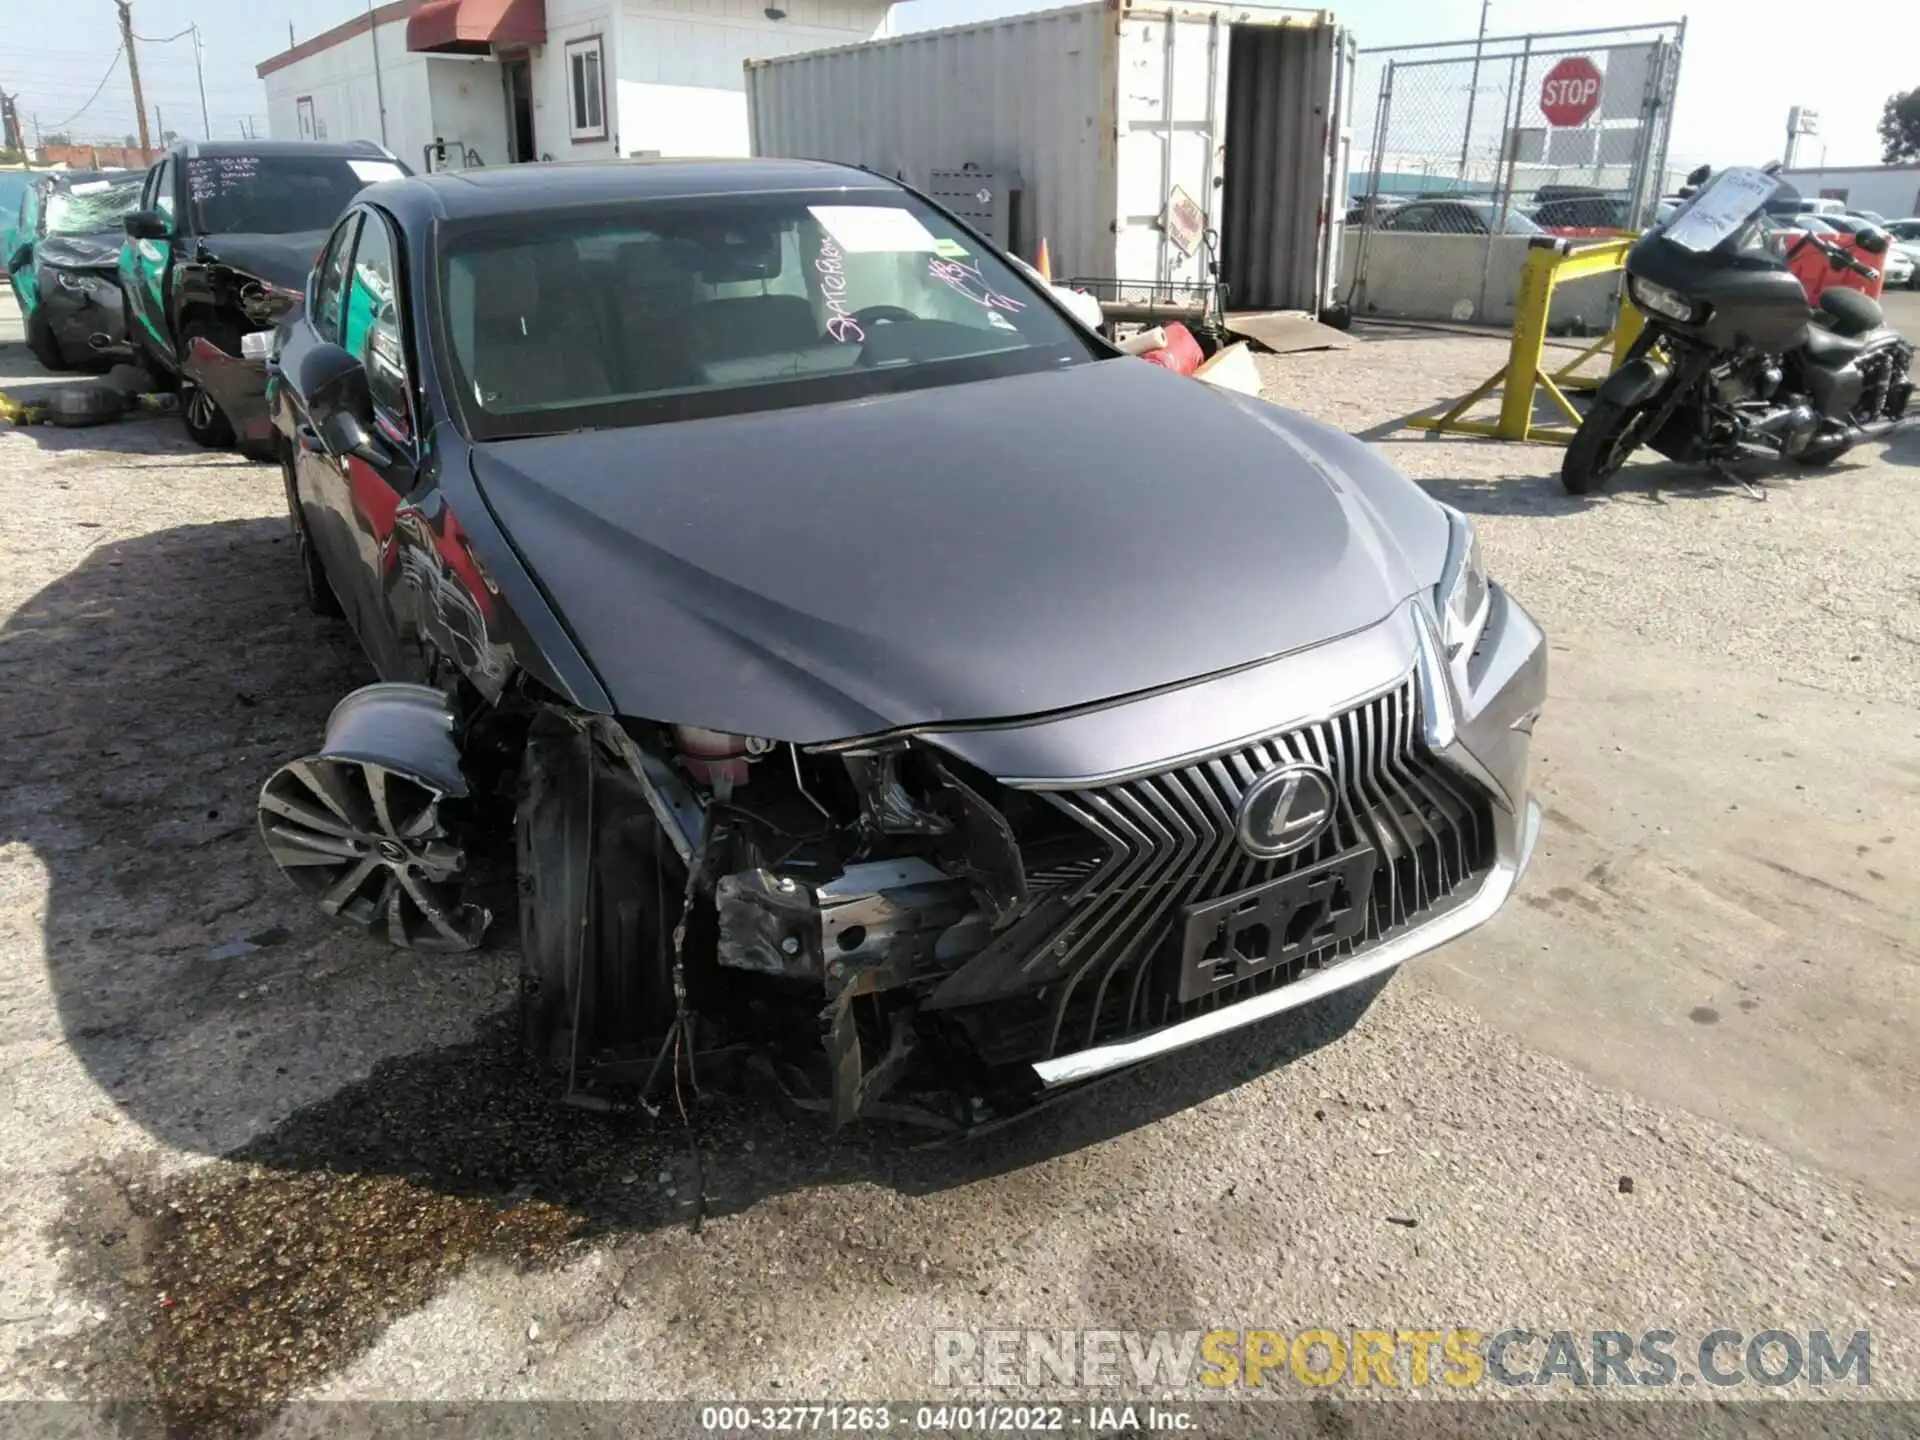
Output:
[{"xmin": 296, "ymin": 423, "xmax": 323, "ymax": 453}]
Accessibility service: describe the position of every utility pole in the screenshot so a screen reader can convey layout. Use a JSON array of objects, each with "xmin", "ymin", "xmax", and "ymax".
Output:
[
  {"xmin": 192, "ymin": 25, "xmax": 212, "ymax": 139},
  {"xmin": 1457, "ymin": 0, "xmax": 1492, "ymax": 180},
  {"xmin": 116, "ymin": 0, "xmax": 151, "ymax": 153}
]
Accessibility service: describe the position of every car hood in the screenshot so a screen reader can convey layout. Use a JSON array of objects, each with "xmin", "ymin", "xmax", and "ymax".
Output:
[
  {"xmin": 469, "ymin": 359, "xmax": 1441, "ymax": 743},
  {"xmin": 37, "ymin": 232, "xmax": 121, "ymax": 271},
  {"xmin": 198, "ymin": 231, "xmax": 328, "ymax": 288}
]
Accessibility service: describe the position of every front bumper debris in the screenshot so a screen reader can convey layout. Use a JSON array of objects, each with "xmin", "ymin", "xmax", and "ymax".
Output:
[
  {"xmin": 40, "ymin": 273, "xmax": 126, "ymax": 363},
  {"xmin": 182, "ymin": 335, "xmax": 273, "ymax": 451},
  {"xmin": 726, "ymin": 589, "xmax": 1547, "ymax": 1117}
]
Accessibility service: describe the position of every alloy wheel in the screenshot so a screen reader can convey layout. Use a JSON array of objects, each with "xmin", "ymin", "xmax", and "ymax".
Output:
[{"xmin": 258, "ymin": 755, "xmax": 489, "ymax": 951}]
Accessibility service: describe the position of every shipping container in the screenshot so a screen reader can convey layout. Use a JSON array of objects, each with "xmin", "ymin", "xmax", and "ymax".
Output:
[{"xmin": 744, "ymin": 2, "xmax": 1354, "ymax": 314}]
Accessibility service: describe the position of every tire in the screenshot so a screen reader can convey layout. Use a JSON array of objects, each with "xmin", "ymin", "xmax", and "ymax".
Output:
[
  {"xmin": 25, "ymin": 308, "xmax": 70, "ymax": 373},
  {"xmin": 1561, "ymin": 398, "xmax": 1653, "ymax": 496},
  {"xmin": 281, "ymin": 446, "xmax": 342, "ymax": 617},
  {"xmin": 179, "ymin": 317, "xmax": 239, "ymax": 448},
  {"xmin": 517, "ymin": 722, "xmax": 680, "ymax": 1076}
]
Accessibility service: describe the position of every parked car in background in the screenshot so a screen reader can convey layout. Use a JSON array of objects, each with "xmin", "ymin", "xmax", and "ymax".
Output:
[
  {"xmin": 1377, "ymin": 199, "xmax": 1545, "ymax": 236},
  {"xmin": 117, "ymin": 138, "xmax": 408, "ymax": 451},
  {"xmin": 255, "ymin": 158, "xmax": 1546, "ymax": 1125},
  {"xmin": 1345, "ymin": 193, "xmax": 1406, "ymax": 226},
  {"xmin": 0, "ymin": 171, "xmax": 44, "ymax": 272},
  {"xmin": 4, "ymin": 170, "xmax": 145, "ymax": 371},
  {"xmin": 1531, "ymin": 195, "xmax": 1678, "ymax": 237}
]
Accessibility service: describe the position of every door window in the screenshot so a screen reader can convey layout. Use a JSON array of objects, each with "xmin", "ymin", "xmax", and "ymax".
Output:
[
  {"xmin": 151, "ymin": 160, "xmax": 175, "ymax": 225},
  {"xmin": 311, "ymin": 213, "xmax": 361, "ymax": 344},
  {"xmin": 341, "ymin": 214, "xmax": 412, "ymax": 433}
]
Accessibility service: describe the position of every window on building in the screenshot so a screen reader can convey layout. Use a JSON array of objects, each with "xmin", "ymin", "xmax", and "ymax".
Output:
[
  {"xmin": 566, "ymin": 36, "xmax": 606, "ymax": 142},
  {"xmin": 296, "ymin": 96, "xmax": 316, "ymax": 141}
]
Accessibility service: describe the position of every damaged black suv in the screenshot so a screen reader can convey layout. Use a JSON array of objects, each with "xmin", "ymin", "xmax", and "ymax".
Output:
[
  {"xmin": 257, "ymin": 160, "xmax": 1546, "ymax": 1130},
  {"xmin": 118, "ymin": 139, "xmax": 408, "ymax": 452}
]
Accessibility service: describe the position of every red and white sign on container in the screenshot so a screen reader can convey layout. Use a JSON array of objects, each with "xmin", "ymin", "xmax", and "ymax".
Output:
[{"xmin": 1539, "ymin": 56, "xmax": 1604, "ymax": 127}]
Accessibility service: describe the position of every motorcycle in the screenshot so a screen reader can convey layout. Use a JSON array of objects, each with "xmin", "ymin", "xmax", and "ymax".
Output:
[{"xmin": 1562, "ymin": 164, "xmax": 1915, "ymax": 495}]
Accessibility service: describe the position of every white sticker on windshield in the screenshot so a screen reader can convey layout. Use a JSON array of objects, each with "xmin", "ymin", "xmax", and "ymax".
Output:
[
  {"xmin": 808, "ymin": 206, "xmax": 938, "ymax": 254},
  {"xmin": 69, "ymin": 180, "xmax": 112, "ymax": 195},
  {"xmin": 1663, "ymin": 167, "xmax": 1778, "ymax": 253},
  {"xmin": 349, "ymin": 159, "xmax": 406, "ymax": 184}
]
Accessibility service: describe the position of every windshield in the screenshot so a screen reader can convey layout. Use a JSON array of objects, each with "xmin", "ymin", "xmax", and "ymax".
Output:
[
  {"xmin": 43, "ymin": 176, "xmax": 144, "ymax": 236},
  {"xmin": 186, "ymin": 154, "xmax": 404, "ymax": 235},
  {"xmin": 1659, "ymin": 167, "xmax": 1785, "ymax": 253},
  {"xmin": 437, "ymin": 191, "xmax": 1102, "ymax": 440}
]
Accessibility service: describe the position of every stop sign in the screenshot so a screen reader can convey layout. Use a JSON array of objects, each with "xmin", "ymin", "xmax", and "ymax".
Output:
[{"xmin": 1540, "ymin": 56, "xmax": 1603, "ymax": 127}]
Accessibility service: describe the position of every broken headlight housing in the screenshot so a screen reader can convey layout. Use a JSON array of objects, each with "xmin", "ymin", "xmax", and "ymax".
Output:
[
  {"xmin": 1436, "ymin": 506, "xmax": 1491, "ymax": 662},
  {"xmin": 239, "ymin": 279, "xmax": 303, "ymax": 327}
]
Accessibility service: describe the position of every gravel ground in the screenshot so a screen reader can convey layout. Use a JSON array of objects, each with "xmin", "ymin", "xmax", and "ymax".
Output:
[{"xmin": 0, "ymin": 299, "xmax": 1915, "ymax": 1435}]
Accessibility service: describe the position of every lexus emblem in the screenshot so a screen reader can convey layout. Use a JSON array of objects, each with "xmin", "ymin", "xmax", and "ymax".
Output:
[{"xmin": 1235, "ymin": 762, "xmax": 1336, "ymax": 858}]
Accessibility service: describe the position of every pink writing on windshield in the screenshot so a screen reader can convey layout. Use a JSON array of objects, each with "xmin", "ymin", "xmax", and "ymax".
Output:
[
  {"xmin": 817, "ymin": 238, "xmax": 864, "ymax": 343},
  {"xmin": 928, "ymin": 256, "xmax": 1027, "ymax": 313}
]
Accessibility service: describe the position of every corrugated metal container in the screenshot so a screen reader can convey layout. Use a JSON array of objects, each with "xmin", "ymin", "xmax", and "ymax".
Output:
[{"xmin": 745, "ymin": 2, "xmax": 1354, "ymax": 313}]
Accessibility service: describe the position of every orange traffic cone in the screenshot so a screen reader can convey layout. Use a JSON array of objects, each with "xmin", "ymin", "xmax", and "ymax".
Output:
[{"xmin": 1035, "ymin": 238, "xmax": 1052, "ymax": 284}]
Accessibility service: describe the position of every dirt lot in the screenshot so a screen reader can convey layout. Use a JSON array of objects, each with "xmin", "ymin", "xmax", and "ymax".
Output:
[{"xmin": 0, "ymin": 295, "xmax": 1916, "ymax": 1432}]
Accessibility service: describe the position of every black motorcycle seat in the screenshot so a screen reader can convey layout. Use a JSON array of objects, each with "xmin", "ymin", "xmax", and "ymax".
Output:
[
  {"xmin": 1819, "ymin": 287, "xmax": 1883, "ymax": 336},
  {"xmin": 1804, "ymin": 325, "xmax": 1866, "ymax": 364}
]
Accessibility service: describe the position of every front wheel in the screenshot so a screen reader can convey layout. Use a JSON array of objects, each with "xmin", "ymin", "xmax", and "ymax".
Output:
[{"xmin": 1561, "ymin": 398, "xmax": 1654, "ymax": 495}]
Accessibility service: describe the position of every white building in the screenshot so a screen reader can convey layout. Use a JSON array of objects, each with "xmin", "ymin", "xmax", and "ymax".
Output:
[
  {"xmin": 1778, "ymin": 165, "xmax": 1920, "ymax": 221},
  {"xmin": 256, "ymin": 0, "xmax": 891, "ymax": 172}
]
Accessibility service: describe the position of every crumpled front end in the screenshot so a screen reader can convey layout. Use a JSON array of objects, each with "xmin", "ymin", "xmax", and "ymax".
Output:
[
  {"xmin": 672, "ymin": 588, "xmax": 1545, "ymax": 1125},
  {"xmin": 35, "ymin": 265, "xmax": 124, "ymax": 364},
  {"xmin": 182, "ymin": 334, "xmax": 275, "ymax": 453}
]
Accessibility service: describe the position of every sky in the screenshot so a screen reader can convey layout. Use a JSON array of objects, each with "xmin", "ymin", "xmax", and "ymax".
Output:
[{"xmin": 1, "ymin": 0, "xmax": 1914, "ymax": 168}]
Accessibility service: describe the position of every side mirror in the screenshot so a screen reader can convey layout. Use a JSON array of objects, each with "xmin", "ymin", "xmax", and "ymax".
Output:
[
  {"xmin": 1856, "ymin": 226, "xmax": 1890, "ymax": 256},
  {"xmin": 123, "ymin": 209, "xmax": 170, "ymax": 240},
  {"xmin": 319, "ymin": 408, "xmax": 392, "ymax": 469},
  {"xmin": 298, "ymin": 341, "xmax": 390, "ymax": 467}
]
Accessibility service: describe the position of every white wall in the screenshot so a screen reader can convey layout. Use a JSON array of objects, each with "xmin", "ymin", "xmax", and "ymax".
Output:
[
  {"xmin": 1341, "ymin": 233, "xmax": 1619, "ymax": 331},
  {"xmin": 425, "ymin": 57, "xmax": 513, "ymax": 168},
  {"xmin": 533, "ymin": 0, "xmax": 622, "ymax": 160},
  {"xmin": 616, "ymin": 0, "xmax": 889, "ymax": 157},
  {"xmin": 262, "ymin": 0, "xmax": 888, "ymax": 170},
  {"xmin": 262, "ymin": 18, "xmax": 431, "ymax": 165},
  {"xmin": 1780, "ymin": 167, "xmax": 1920, "ymax": 221}
]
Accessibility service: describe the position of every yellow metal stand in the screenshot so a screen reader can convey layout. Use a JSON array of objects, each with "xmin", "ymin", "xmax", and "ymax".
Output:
[{"xmin": 1407, "ymin": 237, "xmax": 1640, "ymax": 446}]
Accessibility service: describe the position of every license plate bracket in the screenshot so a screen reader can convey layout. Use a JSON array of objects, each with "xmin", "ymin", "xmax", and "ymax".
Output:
[{"xmin": 1177, "ymin": 847, "xmax": 1376, "ymax": 1001}]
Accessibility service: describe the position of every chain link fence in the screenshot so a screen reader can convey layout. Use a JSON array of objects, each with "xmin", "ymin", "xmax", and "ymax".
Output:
[{"xmin": 1341, "ymin": 23, "xmax": 1685, "ymax": 327}]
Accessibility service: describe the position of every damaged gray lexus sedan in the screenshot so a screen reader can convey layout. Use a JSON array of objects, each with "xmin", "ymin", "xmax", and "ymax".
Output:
[{"xmin": 258, "ymin": 160, "xmax": 1545, "ymax": 1126}]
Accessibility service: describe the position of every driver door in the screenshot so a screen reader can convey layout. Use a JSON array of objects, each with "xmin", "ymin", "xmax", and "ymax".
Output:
[
  {"xmin": 120, "ymin": 158, "xmax": 178, "ymax": 362},
  {"xmin": 6, "ymin": 182, "xmax": 40, "ymax": 316}
]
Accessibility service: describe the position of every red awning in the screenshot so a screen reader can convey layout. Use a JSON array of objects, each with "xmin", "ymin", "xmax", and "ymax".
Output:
[{"xmin": 406, "ymin": 0, "xmax": 546, "ymax": 54}]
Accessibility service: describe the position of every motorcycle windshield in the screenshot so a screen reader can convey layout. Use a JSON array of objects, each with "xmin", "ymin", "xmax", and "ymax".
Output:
[{"xmin": 1661, "ymin": 167, "xmax": 1786, "ymax": 253}]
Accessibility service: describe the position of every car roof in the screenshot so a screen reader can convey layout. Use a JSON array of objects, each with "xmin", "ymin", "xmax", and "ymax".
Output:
[
  {"xmin": 361, "ymin": 158, "xmax": 894, "ymax": 223},
  {"xmin": 46, "ymin": 169, "xmax": 134, "ymax": 189},
  {"xmin": 169, "ymin": 138, "xmax": 394, "ymax": 162}
]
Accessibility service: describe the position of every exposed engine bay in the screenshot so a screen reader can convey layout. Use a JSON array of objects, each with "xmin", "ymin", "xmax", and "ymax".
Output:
[{"xmin": 261, "ymin": 682, "xmax": 1126, "ymax": 1128}]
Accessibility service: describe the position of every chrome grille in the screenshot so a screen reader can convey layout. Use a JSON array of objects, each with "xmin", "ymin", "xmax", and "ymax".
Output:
[{"xmin": 1011, "ymin": 675, "xmax": 1494, "ymax": 1061}]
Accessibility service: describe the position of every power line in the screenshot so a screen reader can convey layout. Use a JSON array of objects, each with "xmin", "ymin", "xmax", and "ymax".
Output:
[{"xmin": 50, "ymin": 45, "xmax": 123, "ymax": 129}]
